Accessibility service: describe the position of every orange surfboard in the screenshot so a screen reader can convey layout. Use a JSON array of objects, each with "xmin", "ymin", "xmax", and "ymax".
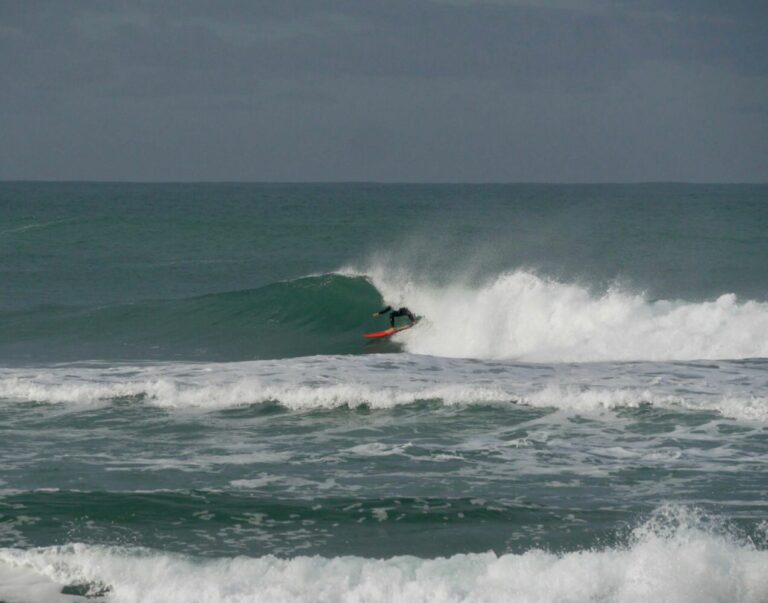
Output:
[{"xmin": 363, "ymin": 322, "xmax": 416, "ymax": 339}]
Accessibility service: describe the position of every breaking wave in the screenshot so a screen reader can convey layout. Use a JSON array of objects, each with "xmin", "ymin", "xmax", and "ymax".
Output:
[
  {"xmin": 4, "ymin": 267, "xmax": 768, "ymax": 364},
  {"xmin": 2, "ymin": 356, "xmax": 767, "ymax": 422},
  {"xmin": 360, "ymin": 267, "xmax": 768, "ymax": 362},
  {"xmin": 1, "ymin": 506, "xmax": 766, "ymax": 603}
]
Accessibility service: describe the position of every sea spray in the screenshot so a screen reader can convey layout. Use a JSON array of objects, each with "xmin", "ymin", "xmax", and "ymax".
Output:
[{"xmin": 359, "ymin": 267, "xmax": 768, "ymax": 362}]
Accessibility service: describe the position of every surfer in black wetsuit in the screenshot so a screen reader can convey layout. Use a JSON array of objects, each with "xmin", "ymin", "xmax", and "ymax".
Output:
[{"xmin": 373, "ymin": 305, "xmax": 417, "ymax": 328}]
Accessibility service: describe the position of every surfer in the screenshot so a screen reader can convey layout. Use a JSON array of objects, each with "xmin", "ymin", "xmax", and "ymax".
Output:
[{"xmin": 373, "ymin": 305, "xmax": 416, "ymax": 329}]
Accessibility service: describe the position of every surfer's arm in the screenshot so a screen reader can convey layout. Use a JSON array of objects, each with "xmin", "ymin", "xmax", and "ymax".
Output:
[{"xmin": 373, "ymin": 305, "xmax": 392, "ymax": 317}]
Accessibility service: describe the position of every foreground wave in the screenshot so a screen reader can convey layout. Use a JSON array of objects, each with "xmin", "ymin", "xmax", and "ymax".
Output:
[{"xmin": 1, "ymin": 506, "xmax": 766, "ymax": 603}]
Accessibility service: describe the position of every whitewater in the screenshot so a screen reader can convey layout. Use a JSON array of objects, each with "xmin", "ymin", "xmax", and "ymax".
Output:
[
  {"xmin": 357, "ymin": 267, "xmax": 768, "ymax": 362},
  {"xmin": 2, "ymin": 354, "xmax": 768, "ymax": 422},
  {"xmin": 2, "ymin": 508, "xmax": 767, "ymax": 603},
  {"xmin": 2, "ymin": 182, "xmax": 767, "ymax": 602}
]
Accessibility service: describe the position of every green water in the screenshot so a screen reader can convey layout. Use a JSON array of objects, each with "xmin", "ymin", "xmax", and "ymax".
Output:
[{"xmin": 1, "ymin": 182, "xmax": 767, "ymax": 601}]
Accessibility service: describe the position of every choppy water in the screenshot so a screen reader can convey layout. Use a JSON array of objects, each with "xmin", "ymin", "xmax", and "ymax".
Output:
[{"xmin": 1, "ymin": 182, "xmax": 767, "ymax": 602}]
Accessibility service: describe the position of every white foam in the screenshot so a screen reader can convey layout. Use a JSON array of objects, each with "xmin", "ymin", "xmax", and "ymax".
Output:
[
  {"xmin": 0, "ymin": 562, "xmax": 86, "ymax": 602},
  {"xmin": 522, "ymin": 384, "xmax": 661, "ymax": 411},
  {"xmin": 229, "ymin": 474, "xmax": 339, "ymax": 491},
  {"xmin": 0, "ymin": 375, "xmax": 510, "ymax": 410},
  {"xmin": 358, "ymin": 267, "xmax": 768, "ymax": 362},
  {"xmin": 0, "ymin": 376, "xmax": 146, "ymax": 406},
  {"xmin": 0, "ymin": 507, "xmax": 766, "ymax": 603},
  {"xmin": 1, "ymin": 356, "xmax": 767, "ymax": 423}
]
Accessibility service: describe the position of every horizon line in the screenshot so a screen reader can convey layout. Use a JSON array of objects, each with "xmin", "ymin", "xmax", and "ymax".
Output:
[{"xmin": 2, "ymin": 179, "xmax": 767, "ymax": 186}]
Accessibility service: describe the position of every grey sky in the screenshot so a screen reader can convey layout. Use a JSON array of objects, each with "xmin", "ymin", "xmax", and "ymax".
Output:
[{"xmin": 1, "ymin": 1, "xmax": 766, "ymax": 181}]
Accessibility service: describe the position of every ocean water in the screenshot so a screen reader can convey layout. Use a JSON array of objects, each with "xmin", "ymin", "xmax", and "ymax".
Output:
[{"xmin": 1, "ymin": 182, "xmax": 767, "ymax": 602}]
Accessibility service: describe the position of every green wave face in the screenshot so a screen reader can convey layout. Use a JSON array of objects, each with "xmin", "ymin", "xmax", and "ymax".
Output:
[{"xmin": 0, "ymin": 275, "xmax": 392, "ymax": 363}]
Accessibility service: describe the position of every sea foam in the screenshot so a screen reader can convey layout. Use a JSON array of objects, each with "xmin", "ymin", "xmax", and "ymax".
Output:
[
  {"xmin": 358, "ymin": 267, "xmax": 768, "ymax": 362},
  {"xmin": 0, "ymin": 506, "xmax": 766, "ymax": 603}
]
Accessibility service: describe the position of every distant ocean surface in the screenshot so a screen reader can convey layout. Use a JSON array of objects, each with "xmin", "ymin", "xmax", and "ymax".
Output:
[{"xmin": 1, "ymin": 182, "xmax": 768, "ymax": 602}]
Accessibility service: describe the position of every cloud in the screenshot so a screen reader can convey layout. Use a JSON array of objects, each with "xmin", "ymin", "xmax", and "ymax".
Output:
[{"xmin": 4, "ymin": 0, "xmax": 765, "ymax": 98}]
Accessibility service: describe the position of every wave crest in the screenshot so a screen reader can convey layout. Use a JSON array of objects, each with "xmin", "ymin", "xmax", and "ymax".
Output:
[{"xmin": 362, "ymin": 268, "xmax": 768, "ymax": 362}]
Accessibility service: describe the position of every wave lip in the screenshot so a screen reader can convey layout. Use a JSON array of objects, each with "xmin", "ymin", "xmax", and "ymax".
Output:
[{"xmin": 0, "ymin": 506, "xmax": 766, "ymax": 603}]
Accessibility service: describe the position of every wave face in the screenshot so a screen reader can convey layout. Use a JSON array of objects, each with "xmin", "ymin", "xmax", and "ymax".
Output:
[
  {"xmin": 0, "ymin": 274, "xmax": 385, "ymax": 363},
  {"xmin": 1, "ymin": 507, "xmax": 766, "ymax": 603}
]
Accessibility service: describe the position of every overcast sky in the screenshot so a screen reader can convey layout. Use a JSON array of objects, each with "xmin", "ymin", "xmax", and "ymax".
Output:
[{"xmin": 1, "ymin": 1, "xmax": 766, "ymax": 182}]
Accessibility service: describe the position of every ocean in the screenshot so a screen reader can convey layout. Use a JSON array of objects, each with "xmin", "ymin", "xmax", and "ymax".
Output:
[{"xmin": 1, "ymin": 182, "xmax": 767, "ymax": 602}]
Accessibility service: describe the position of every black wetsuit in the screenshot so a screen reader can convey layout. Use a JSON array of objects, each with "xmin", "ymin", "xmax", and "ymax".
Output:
[{"xmin": 377, "ymin": 306, "xmax": 416, "ymax": 328}]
